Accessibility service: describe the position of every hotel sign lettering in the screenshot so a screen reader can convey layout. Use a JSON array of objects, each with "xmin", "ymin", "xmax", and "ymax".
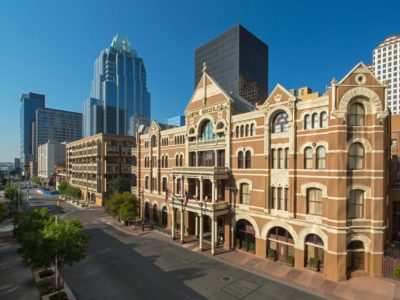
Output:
[{"xmin": 187, "ymin": 104, "xmax": 227, "ymax": 118}]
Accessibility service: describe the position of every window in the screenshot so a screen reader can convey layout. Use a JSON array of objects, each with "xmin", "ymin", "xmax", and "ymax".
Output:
[
  {"xmin": 151, "ymin": 177, "xmax": 156, "ymax": 191},
  {"xmin": 238, "ymin": 151, "xmax": 244, "ymax": 169},
  {"xmin": 307, "ymin": 188, "xmax": 322, "ymax": 215},
  {"xmin": 236, "ymin": 126, "xmax": 239, "ymax": 138},
  {"xmin": 304, "ymin": 147, "xmax": 313, "ymax": 169},
  {"xmin": 217, "ymin": 150, "xmax": 225, "ymax": 167},
  {"xmin": 200, "ymin": 120, "xmax": 215, "ymax": 140},
  {"xmin": 312, "ymin": 113, "xmax": 319, "ymax": 129},
  {"xmin": 250, "ymin": 123, "xmax": 255, "ymax": 136},
  {"xmin": 162, "ymin": 177, "xmax": 167, "ymax": 192},
  {"xmin": 271, "ymin": 187, "xmax": 276, "ymax": 209},
  {"xmin": 245, "ymin": 124, "xmax": 249, "ymax": 136},
  {"xmin": 349, "ymin": 103, "xmax": 365, "ymax": 126},
  {"xmin": 278, "ymin": 149, "xmax": 283, "ymax": 169},
  {"xmin": 320, "ymin": 112, "xmax": 327, "ymax": 128},
  {"xmin": 177, "ymin": 178, "xmax": 181, "ymax": 194},
  {"xmin": 349, "ymin": 143, "xmax": 364, "ymax": 170},
  {"xmin": 240, "ymin": 125, "xmax": 244, "ymax": 137},
  {"xmin": 304, "ymin": 114, "xmax": 311, "ymax": 130},
  {"xmin": 165, "ymin": 156, "xmax": 168, "ymax": 168},
  {"xmin": 151, "ymin": 135, "xmax": 157, "ymax": 147},
  {"xmin": 316, "ymin": 146, "xmax": 326, "ymax": 169},
  {"xmin": 179, "ymin": 154, "xmax": 183, "ymax": 167},
  {"xmin": 245, "ymin": 151, "xmax": 251, "ymax": 168},
  {"xmin": 189, "ymin": 152, "xmax": 196, "ymax": 167},
  {"xmin": 240, "ymin": 183, "xmax": 250, "ymax": 204},
  {"xmin": 278, "ymin": 188, "xmax": 284, "ymax": 210},
  {"xmin": 272, "ymin": 112, "xmax": 289, "ymax": 133},
  {"xmin": 348, "ymin": 190, "xmax": 364, "ymax": 219},
  {"xmin": 284, "ymin": 188, "xmax": 289, "ymax": 211},
  {"xmin": 284, "ymin": 148, "xmax": 289, "ymax": 169},
  {"xmin": 175, "ymin": 155, "xmax": 179, "ymax": 167},
  {"xmin": 271, "ymin": 149, "xmax": 277, "ymax": 169},
  {"xmin": 145, "ymin": 176, "xmax": 149, "ymax": 189},
  {"xmin": 392, "ymin": 139, "xmax": 398, "ymax": 146}
]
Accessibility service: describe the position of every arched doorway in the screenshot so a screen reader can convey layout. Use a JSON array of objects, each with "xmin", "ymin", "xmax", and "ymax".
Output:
[
  {"xmin": 153, "ymin": 204, "xmax": 159, "ymax": 224},
  {"xmin": 235, "ymin": 219, "xmax": 256, "ymax": 252},
  {"xmin": 144, "ymin": 202, "xmax": 150, "ymax": 221},
  {"xmin": 267, "ymin": 227, "xmax": 295, "ymax": 263},
  {"xmin": 90, "ymin": 193, "xmax": 96, "ymax": 204},
  {"xmin": 347, "ymin": 241, "xmax": 365, "ymax": 272},
  {"xmin": 161, "ymin": 206, "xmax": 168, "ymax": 228},
  {"xmin": 86, "ymin": 191, "xmax": 90, "ymax": 203},
  {"xmin": 305, "ymin": 234, "xmax": 324, "ymax": 271}
]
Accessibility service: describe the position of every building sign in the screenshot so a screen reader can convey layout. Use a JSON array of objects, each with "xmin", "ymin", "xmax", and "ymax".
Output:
[{"xmin": 187, "ymin": 104, "xmax": 227, "ymax": 118}]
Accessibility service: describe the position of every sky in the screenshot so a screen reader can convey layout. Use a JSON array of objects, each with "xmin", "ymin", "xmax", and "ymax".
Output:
[{"xmin": 0, "ymin": 0, "xmax": 399, "ymax": 162}]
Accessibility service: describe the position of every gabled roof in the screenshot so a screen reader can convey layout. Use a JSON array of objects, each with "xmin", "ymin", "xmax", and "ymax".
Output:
[
  {"xmin": 185, "ymin": 71, "xmax": 255, "ymax": 114},
  {"xmin": 262, "ymin": 83, "xmax": 296, "ymax": 107},
  {"xmin": 337, "ymin": 62, "xmax": 384, "ymax": 86}
]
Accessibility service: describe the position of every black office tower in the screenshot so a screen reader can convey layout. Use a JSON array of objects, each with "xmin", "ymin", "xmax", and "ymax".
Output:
[{"xmin": 195, "ymin": 24, "xmax": 268, "ymax": 105}]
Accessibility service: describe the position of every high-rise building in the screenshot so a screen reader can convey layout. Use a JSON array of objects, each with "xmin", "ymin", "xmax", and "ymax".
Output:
[
  {"xmin": 164, "ymin": 115, "xmax": 186, "ymax": 127},
  {"xmin": 34, "ymin": 108, "xmax": 82, "ymax": 156},
  {"xmin": 194, "ymin": 24, "xmax": 268, "ymax": 105},
  {"xmin": 20, "ymin": 92, "xmax": 45, "ymax": 176},
  {"xmin": 37, "ymin": 141, "xmax": 66, "ymax": 179},
  {"xmin": 372, "ymin": 35, "xmax": 400, "ymax": 114},
  {"xmin": 83, "ymin": 34, "xmax": 151, "ymax": 137}
]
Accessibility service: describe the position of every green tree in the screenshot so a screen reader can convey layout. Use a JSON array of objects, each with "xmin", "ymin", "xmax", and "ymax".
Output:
[
  {"xmin": 31, "ymin": 177, "xmax": 41, "ymax": 186},
  {"xmin": 57, "ymin": 182, "xmax": 68, "ymax": 194},
  {"xmin": 109, "ymin": 176, "xmax": 131, "ymax": 195},
  {"xmin": 43, "ymin": 218, "xmax": 90, "ymax": 297},
  {"xmin": 65, "ymin": 185, "xmax": 81, "ymax": 199},
  {"xmin": 4, "ymin": 183, "xmax": 18, "ymax": 201},
  {"xmin": 119, "ymin": 194, "xmax": 138, "ymax": 225},
  {"xmin": 105, "ymin": 193, "xmax": 126, "ymax": 220},
  {"xmin": 0, "ymin": 201, "xmax": 6, "ymax": 222}
]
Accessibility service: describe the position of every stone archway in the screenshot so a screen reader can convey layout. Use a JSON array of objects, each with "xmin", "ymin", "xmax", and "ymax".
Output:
[
  {"xmin": 144, "ymin": 202, "xmax": 150, "ymax": 221},
  {"xmin": 235, "ymin": 219, "xmax": 256, "ymax": 253}
]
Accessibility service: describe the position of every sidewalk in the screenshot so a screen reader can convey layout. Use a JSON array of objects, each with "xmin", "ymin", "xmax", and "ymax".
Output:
[
  {"xmin": 102, "ymin": 218, "xmax": 400, "ymax": 300},
  {"xmin": 0, "ymin": 229, "xmax": 39, "ymax": 300}
]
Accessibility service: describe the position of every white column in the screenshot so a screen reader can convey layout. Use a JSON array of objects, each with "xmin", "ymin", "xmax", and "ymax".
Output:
[
  {"xmin": 181, "ymin": 176, "xmax": 184, "ymax": 197},
  {"xmin": 199, "ymin": 177, "xmax": 204, "ymax": 201},
  {"xmin": 195, "ymin": 215, "xmax": 199, "ymax": 237},
  {"xmin": 195, "ymin": 178, "xmax": 199, "ymax": 199},
  {"xmin": 171, "ymin": 207, "xmax": 175, "ymax": 240},
  {"xmin": 211, "ymin": 215, "xmax": 216, "ymax": 255},
  {"xmin": 211, "ymin": 179, "xmax": 216, "ymax": 204},
  {"xmin": 199, "ymin": 214, "xmax": 203, "ymax": 250},
  {"xmin": 180, "ymin": 209, "xmax": 184, "ymax": 243}
]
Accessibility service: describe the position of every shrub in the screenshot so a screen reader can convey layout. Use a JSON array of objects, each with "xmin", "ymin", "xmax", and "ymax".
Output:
[
  {"xmin": 267, "ymin": 248, "xmax": 276, "ymax": 258},
  {"xmin": 394, "ymin": 264, "xmax": 400, "ymax": 279},
  {"xmin": 235, "ymin": 238, "xmax": 241, "ymax": 248},
  {"xmin": 242, "ymin": 240, "xmax": 249, "ymax": 250},
  {"xmin": 286, "ymin": 255, "xmax": 294, "ymax": 265}
]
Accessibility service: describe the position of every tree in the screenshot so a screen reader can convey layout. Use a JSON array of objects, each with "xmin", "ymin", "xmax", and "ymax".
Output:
[
  {"xmin": 109, "ymin": 176, "xmax": 131, "ymax": 195},
  {"xmin": 43, "ymin": 218, "xmax": 89, "ymax": 298},
  {"xmin": 0, "ymin": 201, "xmax": 6, "ymax": 222},
  {"xmin": 105, "ymin": 193, "xmax": 126, "ymax": 220},
  {"xmin": 119, "ymin": 194, "xmax": 138, "ymax": 225},
  {"xmin": 57, "ymin": 182, "xmax": 68, "ymax": 194},
  {"xmin": 4, "ymin": 183, "xmax": 18, "ymax": 201},
  {"xmin": 31, "ymin": 176, "xmax": 41, "ymax": 186}
]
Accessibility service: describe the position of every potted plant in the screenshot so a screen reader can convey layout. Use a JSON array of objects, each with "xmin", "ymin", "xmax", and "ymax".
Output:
[
  {"xmin": 235, "ymin": 238, "xmax": 241, "ymax": 249},
  {"xmin": 248, "ymin": 242, "xmax": 255, "ymax": 254},
  {"xmin": 285, "ymin": 255, "xmax": 294, "ymax": 266},
  {"xmin": 242, "ymin": 240, "xmax": 249, "ymax": 251},
  {"xmin": 267, "ymin": 249, "xmax": 277, "ymax": 261},
  {"xmin": 308, "ymin": 257, "xmax": 320, "ymax": 271}
]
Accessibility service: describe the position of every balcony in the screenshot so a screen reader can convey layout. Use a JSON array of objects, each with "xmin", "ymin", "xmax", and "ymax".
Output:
[
  {"xmin": 172, "ymin": 166, "xmax": 230, "ymax": 177},
  {"xmin": 188, "ymin": 137, "xmax": 226, "ymax": 149},
  {"xmin": 170, "ymin": 197, "xmax": 229, "ymax": 215}
]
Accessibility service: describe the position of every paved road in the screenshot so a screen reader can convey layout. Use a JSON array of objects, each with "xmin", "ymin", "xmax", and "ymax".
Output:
[{"xmin": 62, "ymin": 208, "xmax": 324, "ymax": 300}]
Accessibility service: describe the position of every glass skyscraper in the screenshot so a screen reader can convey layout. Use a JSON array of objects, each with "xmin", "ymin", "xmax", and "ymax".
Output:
[
  {"xmin": 195, "ymin": 24, "xmax": 269, "ymax": 105},
  {"xmin": 20, "ymin": 92, "xmax": 45, "ymax": 175},
  {"xmin": 83, "ymin": 34, "xmax": 151, "ymax": 137}
]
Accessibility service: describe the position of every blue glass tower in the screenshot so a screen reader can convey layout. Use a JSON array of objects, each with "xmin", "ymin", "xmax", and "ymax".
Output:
[
  {"xmin": 83, "ymin": 34, "xmax": 151, "ymax": 137},
  {"xmin": 20, "ymin": 92, "xmax": 45, "ymax": 175}
]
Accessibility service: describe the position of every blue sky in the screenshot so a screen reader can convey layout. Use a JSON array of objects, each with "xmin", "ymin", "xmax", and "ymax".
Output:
[{"xmin": 0, "ymin": 0, "xmax": 399, "ymax": 162}]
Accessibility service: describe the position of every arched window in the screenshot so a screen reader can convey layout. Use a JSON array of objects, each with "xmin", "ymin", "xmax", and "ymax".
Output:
[
  {"xmin": 236, "ymin": 126, "xmax": 239, "ymax": 138},
  {"xmin": 165, "ymin": 156, "xmax": 168, "ymax": 168},
  {"xmin": 349, "ymin": 103, "xmax": 365, "ymax": 126},
  {"xmin": 349, "ymin": 143, "xmax": 364, "ymax": 170},
  {"xmin": 240, "ymin": 183, "xmax": 250, "ymax": 204},
  {"xmin": 304, "ymin": 147, "xmax": 313, "ymax": 169},
  {"xmin": 304, "ymin": 114, "xmax": 311, "ymax": 130},
  {"xmin": 238, "ymin": 151, "xmax": 244, "ymax": 169},
  {"xmin": 132, "ymin": 156, "xmax": 137, "ymax": 167},
  {"xmin": 200, "ymin": 120, "xmax": 215, "ymax": 140},
  {"xmin": 245, "ymin": 124, "xmax": 249, "ymax": 136},
  {"xmin": 312, "ymin": 113, "xmax": 319, "ymax": 129},
  {"xmin": 179, "ymin": 154, "xmax": 183, "ymax": 167},
  {"xmin": 347, "ymin": 241, "xmax": 364, "ymax": 271},
  {"xmin": 162, "ymin": 177, "xmax": 167, "ymax": 192},
  {"xmin": 245, "ymin": 151, "xmax": 251, "ymax": 168},
  {"xmin": 307, "ymin": 188, "xmax": 322, "ymax": 215},
  {"xmin": 161, "ymin": 156, "xmax": 164, "ymax": 168},
  {"xmin": 250, "ymin": 123, "xmax": 255, "ymax": 136},
  {"xmin": 145, "ymin": 176, "xmax": 149, "ymax": 190},
  {"xmin": 272, "ymin": 112, "xmax": 289, "ymax": 133},
  {"xmin": 151, "ymin": 135, "xmax": 157, "ymax": 147},
  {"xmin": 316, "ymin": 146, "xmax": 326, "ymax": 169},
  {"xmin": 175, "ymin": 155, "xmax": 179, "ymax": 167},
  {"xmin": 320, "ymin": 112, "xmax": 327, "ymax": 128},
  {"xmin": 348, "ymin": 190, "xmax": 364, "ymax": 219},
  {"xmin": 240, "ymin": 125, "xmax": 244, "ymax": 137}
]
